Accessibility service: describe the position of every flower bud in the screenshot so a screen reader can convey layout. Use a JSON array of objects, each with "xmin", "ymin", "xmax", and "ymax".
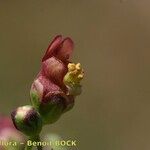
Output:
[{"xmin": 11, "ymin": 105, "xmax": 42, "ymax": 137}]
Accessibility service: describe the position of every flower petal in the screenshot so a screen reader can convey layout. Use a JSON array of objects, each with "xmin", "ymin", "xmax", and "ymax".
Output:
[
  {"xmin": 31, "ymin": 78, "xmax": 44, "ymax": 99},
  {"xmin": 42, "ymin": 35, "xmax": 63, "ymax": 62},
  {"xmin": 42, "ymin": 36, "xmax": 74, "ymax": 62},
  {"xmin": 42, "ymin": 57, "xmax": 67, "ymax": 87},
  {"xmin": 56, "ymin": 37, "xmax": 74, "ymax": 61}
]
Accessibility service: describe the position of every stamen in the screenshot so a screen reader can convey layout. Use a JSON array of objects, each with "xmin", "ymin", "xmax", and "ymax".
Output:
[{"xmin": 63, "ymin": 62, "xmax": 84, "ymax": 96}]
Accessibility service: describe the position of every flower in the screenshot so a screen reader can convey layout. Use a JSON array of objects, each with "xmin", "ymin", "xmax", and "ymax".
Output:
[
  {"xmin": 0, "ymin": 116, "xmax": 25, "ymax": 149},
  {"xmin": 30, "ymin": 35, "xmax": 84, "ymax": 124}
]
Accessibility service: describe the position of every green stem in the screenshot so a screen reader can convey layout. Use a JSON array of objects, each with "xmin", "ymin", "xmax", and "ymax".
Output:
[
  {"xmin": 24, "ymin": 135, "xmax": 43, "ymax": 150},
  {"xmin": 35, "ymin": 136, "xmax": 43, "ymax": 150},
  {"xmin": 25, "ymin": 141, "xmax": 32, "ymax": 150}
]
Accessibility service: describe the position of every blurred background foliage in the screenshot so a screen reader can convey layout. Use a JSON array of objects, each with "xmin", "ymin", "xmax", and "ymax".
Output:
[{"xmin": 0, "ymin": 0, "xmax": 150, "ymax": 150}]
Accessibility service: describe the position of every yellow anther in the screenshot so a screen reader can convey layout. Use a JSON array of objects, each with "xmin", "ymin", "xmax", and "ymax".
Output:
[
  {"xmin": 64, "ymin": 62, "xmax": 84, "ymax": 96},
  {"xmin": 72, "ymin": 70, "xmax": 78, "ymax": 75},
  {"xmin": 78, "ymin": 74, "xmax": 84, "ymax": 79},
  {"xmin": 65, "ymin": 62, "xmax": 84, "ymax": 84},
  {"xmin": 68, "ymin": 63, "xmax": 76, "ymax": 71},
  {"xmin": 76, "ymin": 63, "xmax": 81, "ymax": 71}
]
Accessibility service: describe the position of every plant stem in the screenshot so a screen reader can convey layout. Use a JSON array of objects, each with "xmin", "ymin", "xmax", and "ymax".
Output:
[
  {"xmin": 25, "ymin": 142, "xmax": 32, "ymax": 150},
  {"xmin": 35, "ymin": 136, "xmax": 43, "ymax": 150},
  {"xmin": 24, "ymin": 135, "xmax": 43, "ymax": 150}
]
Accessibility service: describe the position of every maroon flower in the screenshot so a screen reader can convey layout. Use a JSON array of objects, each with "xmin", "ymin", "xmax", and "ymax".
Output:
[{"xmin": 30, "ymin": 35, "xmax": 83, "ymax": 124}]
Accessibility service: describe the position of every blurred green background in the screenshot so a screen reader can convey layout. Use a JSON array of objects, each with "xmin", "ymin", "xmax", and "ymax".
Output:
[{"xmin": 0, "ymin": 0, "xmax": 150, "ymax": 150}]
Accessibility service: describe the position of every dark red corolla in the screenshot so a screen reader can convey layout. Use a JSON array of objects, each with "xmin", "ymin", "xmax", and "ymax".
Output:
[{"xmin": 30, "ymin": 35, "xmax": 84, "ymax": 124}]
